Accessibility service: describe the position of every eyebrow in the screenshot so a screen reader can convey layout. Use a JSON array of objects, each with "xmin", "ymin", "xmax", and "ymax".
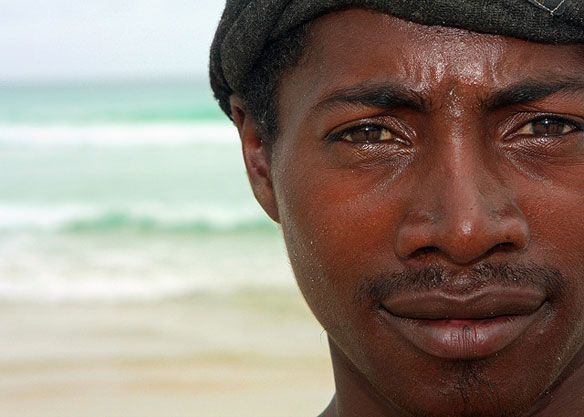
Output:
[
  {"xmin": 313, "ymin": 82, "xmax": 426, "ymax": 113},
  {"xmin": 312, "ymin": 77, "xmax": 584, "ymax": 115},
  {"xmin": 483, "ymin": 77, "xmax": 584, "ymax": 109}
]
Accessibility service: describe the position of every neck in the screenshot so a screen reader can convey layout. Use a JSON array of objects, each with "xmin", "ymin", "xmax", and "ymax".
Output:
[{"xmin": 320, "ymin": 340, "xmax": 411, "ymax": 417}]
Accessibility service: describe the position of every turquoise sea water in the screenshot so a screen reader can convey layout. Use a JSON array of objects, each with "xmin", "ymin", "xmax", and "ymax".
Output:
[{"xmin": 0, "ymin": 79, "xmax": 293, "ymax": 302}]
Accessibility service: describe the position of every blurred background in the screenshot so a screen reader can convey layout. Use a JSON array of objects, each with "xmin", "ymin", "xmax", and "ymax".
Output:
[{"xmin": 0, "ymin": 1, "xmax": 333, "ymax": 416}]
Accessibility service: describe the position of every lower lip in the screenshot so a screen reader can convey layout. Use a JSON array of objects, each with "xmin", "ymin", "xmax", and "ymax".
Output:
[{"xmin": 381, "ymin": 309, "xmax": 544, "ymax": 360}]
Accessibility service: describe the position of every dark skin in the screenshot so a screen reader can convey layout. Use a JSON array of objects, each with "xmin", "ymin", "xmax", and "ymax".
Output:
[{"xmin": 231, "ymin": 9, "xmax": 584, "ymax": 417}]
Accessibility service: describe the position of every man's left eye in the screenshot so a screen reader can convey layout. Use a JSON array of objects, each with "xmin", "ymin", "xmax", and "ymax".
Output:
[{"xmin": 516, "ymin": 117, "xmax": 582, "ymax": 136}]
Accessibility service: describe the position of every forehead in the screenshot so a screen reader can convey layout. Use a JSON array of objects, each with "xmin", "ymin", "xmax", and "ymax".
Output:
[{"xmin": 278, "ymin": 8, "xmax": 584, "ymax": 121}]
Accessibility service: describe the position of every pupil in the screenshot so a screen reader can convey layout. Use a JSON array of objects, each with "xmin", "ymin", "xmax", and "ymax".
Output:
[{"xmin": 357, "ymin": 127, "xmax": 379, "ymax": 142}]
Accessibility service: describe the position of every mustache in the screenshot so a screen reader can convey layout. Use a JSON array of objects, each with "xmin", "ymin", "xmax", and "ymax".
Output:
[{"xmin": 355, "ymin": 262, "xmax": 568, "ymax": 304}]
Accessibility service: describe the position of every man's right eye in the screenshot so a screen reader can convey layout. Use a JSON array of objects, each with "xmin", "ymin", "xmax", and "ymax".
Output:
[{"xmin": 329, "ymin": 125, "xmax": 408, "ymax": 145}]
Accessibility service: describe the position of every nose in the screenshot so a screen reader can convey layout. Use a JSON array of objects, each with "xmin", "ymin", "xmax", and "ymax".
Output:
[{"xmin": 394, "ymin": 150, "xmax": 530, "ymax": 265}]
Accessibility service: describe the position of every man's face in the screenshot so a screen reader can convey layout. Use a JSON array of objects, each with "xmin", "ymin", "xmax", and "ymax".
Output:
[{"xmin": 256, "ymin": 9, "xmax": 584, "ymax": 417}]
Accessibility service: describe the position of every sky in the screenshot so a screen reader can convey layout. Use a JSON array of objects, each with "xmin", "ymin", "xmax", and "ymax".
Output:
[{"xmin": 0, "ymin": 0, "xmax": 225, "ymax": 81}]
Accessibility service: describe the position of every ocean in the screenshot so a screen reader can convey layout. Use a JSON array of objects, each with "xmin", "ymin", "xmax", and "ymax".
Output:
[{"xmin": 0, "ymin": 78, "xmax": 295, "ymax": 303}]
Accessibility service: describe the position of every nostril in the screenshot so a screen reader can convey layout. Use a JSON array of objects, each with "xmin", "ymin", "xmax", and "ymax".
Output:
[
  {"xmin": 487, "ymin": 242, "xmax": 516, "ymax": 255},
  {"xmin": 499, "ymin": 241, "xmax": 516, "ymax": 250},
  {"xmin": 412, "ymin": 246, "xmax": 439, "ymax": 257}
]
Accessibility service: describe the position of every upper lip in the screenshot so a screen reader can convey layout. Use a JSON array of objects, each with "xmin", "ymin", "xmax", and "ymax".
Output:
[{"xmin": 381, "ymin": 287, "xmax": 546, "ymax": 320}]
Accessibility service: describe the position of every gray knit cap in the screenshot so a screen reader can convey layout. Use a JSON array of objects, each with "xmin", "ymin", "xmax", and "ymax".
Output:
[{"xmin": 210, "ymin": 0, "xmax": 584, "ymax": 117}]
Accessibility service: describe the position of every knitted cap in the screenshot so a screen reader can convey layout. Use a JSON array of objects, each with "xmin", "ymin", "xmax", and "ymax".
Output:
[{"xmin": 210, "ymin": 0, "xmax": 584, "ymax": 117}]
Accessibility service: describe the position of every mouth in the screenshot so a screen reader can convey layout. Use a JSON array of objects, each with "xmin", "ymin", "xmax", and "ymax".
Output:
[{"xmin": 380, "ymin": 287, "xmax": 547, "ymax": 360}]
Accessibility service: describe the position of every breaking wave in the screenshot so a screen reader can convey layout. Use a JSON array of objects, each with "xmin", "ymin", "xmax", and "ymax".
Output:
[
  {"xmin": 0, "ymin": 204, "xmax": 277, "ymax": 234},
  {"xmin": 0, "ymin": 121, "xmax": 238, "ymax": 146}
]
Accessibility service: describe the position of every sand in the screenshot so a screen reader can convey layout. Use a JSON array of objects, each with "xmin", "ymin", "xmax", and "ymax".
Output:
[{"xmin": 0, "ymin": 290, "xmax": 334, "ymax": 417}]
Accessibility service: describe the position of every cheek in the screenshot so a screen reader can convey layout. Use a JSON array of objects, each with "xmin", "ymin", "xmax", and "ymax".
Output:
[
  {"xmin": 274, "ymin": 163, "xmax": 406, "ymax": 327},
  {"xmin": 518, "ymin": 184, "xmax": 584, "ymax": 360},
  {"xmin": 520, "ymin": 182, "xmax": 584, "ymax": 275}
]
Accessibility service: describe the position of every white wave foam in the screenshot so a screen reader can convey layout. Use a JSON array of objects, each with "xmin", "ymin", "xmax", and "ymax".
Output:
[
  {"xmin": 0, "ymin": 203, "xmax": 270, "ymax": 232},
  {"xmin": 0, "ymin": 121, "xmax": 239, "ymax": 146},
  {"xmin": 0, "ymin": 231, "xmax": 293, "ymax": 303}
]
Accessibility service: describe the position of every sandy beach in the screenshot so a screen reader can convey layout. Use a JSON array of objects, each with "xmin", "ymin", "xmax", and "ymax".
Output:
[{"xmin": 0, "ymin": 290, "xmax": 334, "ymax": 417}]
